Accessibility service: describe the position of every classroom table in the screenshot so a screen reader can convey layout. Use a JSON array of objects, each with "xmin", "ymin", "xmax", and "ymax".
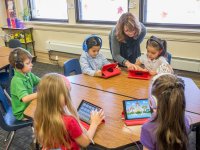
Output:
[
  {"xmin": 0, "ymin": 46, "xmax": 11, "ymax": 69},
  {"xmin": 0, "ymin": 46, "xmax": 11, "ymax": 57},
  {"xmin": 67, "ymin": 73, "xmax": 200, "ymax": 115},
  {"xmin": 24, "ymin": 84, "xmax": 200, "ymax": 149},
  {"xmin": 68, "ymin": 72, "xmax": 150, "ymax": 99}
]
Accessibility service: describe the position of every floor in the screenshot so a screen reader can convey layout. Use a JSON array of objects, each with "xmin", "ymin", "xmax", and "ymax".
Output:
[{"xmin": 0, "ymin": 62, "xmax": 199, "ymax": 150}]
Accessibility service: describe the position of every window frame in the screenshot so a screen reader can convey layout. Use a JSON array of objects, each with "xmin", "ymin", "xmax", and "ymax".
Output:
[
  {"xmin": 139, "ymin": 0, "xmax": 200, "ymax": 29},
  {"xmin": 28, "ymin": 0, "xmax": 68, "ymax": 23},
  {"xmin": 75, "ymin": 0, "xmax": 129, "ymax": 25}
]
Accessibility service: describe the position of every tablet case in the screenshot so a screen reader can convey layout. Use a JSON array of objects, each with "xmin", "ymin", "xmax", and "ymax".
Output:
[
  {"xmin": 102, "ymin": 63, "xmax": 121, "ymax": 78},
  {"xmin": 122, "ymin": 111, "xmax": 149, "ymax": 126},
  {"xmin": 128, "ymin": 70, "xmax": 151, "ymax": 80}
]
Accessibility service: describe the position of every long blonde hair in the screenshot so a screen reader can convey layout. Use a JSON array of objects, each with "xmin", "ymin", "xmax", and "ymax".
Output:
[
  {"xmin": 34, "ymin": 73, "xmax": 81, "ymax": 149},
  {"xmin": 116, "ymin": 12, "xmax": 141, "ymax": 42}
]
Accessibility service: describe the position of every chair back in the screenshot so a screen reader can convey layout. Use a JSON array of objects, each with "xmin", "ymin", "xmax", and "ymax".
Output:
[
  {"xmin": 0, "ymin": 86, "xmax": 11, "ymax": 130},
  {"xmin": 0, "ymin": 86, "xmax": 33, "ymax": 131},
  {"xmin": 8, "ymin": 39, "xmax": 22, "ymax": 48},
  {"xmin": 165, "ymin": 52, "xmax": 172, "ymax": 64},
  {"xmin": 0, "ymin": 86, "xmax": 10, "ymax": 112},
  {"xmin": 64, "ymin": 58, "xmax": 82, "ymax": 76}
]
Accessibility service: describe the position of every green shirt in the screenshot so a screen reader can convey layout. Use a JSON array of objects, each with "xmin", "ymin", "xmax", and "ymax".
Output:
[{"xmin": 10, "ymin": 70, "xmax": 40, "ymax": 120}]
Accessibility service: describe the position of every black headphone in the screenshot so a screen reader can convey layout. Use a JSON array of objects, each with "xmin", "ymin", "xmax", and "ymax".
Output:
[
  {"xmin": 146, "ymin": 36, "xmax": 164, "ymax": 51},
  {"xmin": 14, "ymin": 49, "xmax": 24, "ymax": 69}
]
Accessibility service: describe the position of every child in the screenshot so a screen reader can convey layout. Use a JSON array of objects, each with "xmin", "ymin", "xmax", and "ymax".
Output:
[
  {"xmin": 34, "ymin": 73, "xmax": 105, "ymax": 149},
  {"xmin": 135, "ymin": 36, "xmax": 173, "ymax": 75},
  {"xmin": 9, "ymin": 48, "xmax": 40, "ymax": 120},
  {"xmin": 80, "ymin": 35, "xmax": 111, "ymax": 77},
  {"xmin": 141, "ymin": 74, "xmax": 189, "ymax": 150}
]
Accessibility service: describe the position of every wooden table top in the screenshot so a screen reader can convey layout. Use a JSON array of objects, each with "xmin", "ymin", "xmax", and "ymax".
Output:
[
  {"xmin": 0, "ymin": 55, "xmax": 9, "ymax": 69},
  {"xmin": 0, "ymin": 46, "xmax": 11, "ymax": 57},
  {"xmin": 0, "ymin": 47, "xmax": 11, "ymax": 69},
  {"xmin": 67, "ymin": 73, "xmax": 200, "ymax": 115},
  {"xmin": 68, "ymin": 72, "xmax": 150, "ymax": 99},
  {"xmin": 24, "ymin": 84, "xmax": 200, "ymax": 149}
]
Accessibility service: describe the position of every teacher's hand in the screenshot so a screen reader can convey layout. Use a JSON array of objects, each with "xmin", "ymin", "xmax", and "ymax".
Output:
[{"xmin": 125, "ymin": 61, "xmax": 137, "ymax": 70}]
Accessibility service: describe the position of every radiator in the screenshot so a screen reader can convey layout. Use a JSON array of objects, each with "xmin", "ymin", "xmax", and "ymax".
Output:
[{"xmin": 46, "ymin": 41, "xmax": 200, "ymax": 72}]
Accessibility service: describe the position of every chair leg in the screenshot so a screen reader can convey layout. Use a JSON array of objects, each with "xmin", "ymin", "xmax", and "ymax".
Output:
[
  {"xmin": 6, "ymin": 131, "xmax": 15, "ymax": 150},
  {"xmin": 4, "ymin": 132, "xmax": 11, "ymax": 142}
]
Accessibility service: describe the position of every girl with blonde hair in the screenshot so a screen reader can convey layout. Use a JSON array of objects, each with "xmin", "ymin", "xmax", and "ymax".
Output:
[{"xmin": 34, "ymin": 73, "xmax": 104, "ymax": 149}]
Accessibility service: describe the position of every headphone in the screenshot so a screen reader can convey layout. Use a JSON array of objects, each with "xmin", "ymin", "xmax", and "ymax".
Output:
[
  {"xmin": 148, "ymin": 73, "xmax": 173, "ymax": 109},
  {"xmin": 82, "ymin": 35, "xmax": 102, "ymax": 52},
  {"xmin": 13, "ymin": 48, "xmax": 24, "ymax": 69},
  {"xmin": 146, "ymin": 36, "xmax": 164, "ymax": 51}
]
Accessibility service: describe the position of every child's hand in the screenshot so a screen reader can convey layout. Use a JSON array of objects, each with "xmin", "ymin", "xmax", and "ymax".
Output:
[
  {"xmin": 149, "ymin": 70, "xmax": 157, "ymax": 76},
  {"xmin": 90, "ymin": 109, "xmax": 105, "ymax": 127},
  {"xmin": 94, "ymin": 70, "xmax": 102, "ymax": 77},
  {"xmin": 115, "ymin": 65, "xmax": 121, "ymax": 70}
]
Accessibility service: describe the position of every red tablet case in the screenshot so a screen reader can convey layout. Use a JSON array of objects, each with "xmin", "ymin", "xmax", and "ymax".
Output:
[
  {"xmin": 81, "ymin": 121, "xmax": 90, "ymax": 130},
  {"xmin": 102, "ymin": 63, "xmax": 121, "ymax": 78},
  {"xmin": 128, "ymin": 70, "xmax": 151, "ymax": 80},
  {"xmin": 122, "ymin": 112, "xmax": 149, "ymax": 126}
]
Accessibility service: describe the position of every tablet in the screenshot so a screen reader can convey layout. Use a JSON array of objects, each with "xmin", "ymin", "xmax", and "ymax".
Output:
[
  {"xmin": 128, "ymin": 70, "xmax": 150, "ymax": 80},
  {"xmin": 123, "ymin": 99, "xmax": 151, "ymax": 120},
  {"xmin": 101, "ymin": 63, "xmax": 121, "ymax": 78},
  {"xmin": 77, "ymin": 100, "xmax": 102, "ymax": 125}
]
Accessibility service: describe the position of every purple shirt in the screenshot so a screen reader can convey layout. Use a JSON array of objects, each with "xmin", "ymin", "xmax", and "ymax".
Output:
[{"xmin": 140, "ymin": 115, "xmax": 190, "ymax": 150}]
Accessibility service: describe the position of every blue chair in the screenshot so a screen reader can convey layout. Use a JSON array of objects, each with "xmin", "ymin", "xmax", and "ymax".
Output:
[
  {"xmin": 0, "ymin": 65, "xmax": 14, "ymax": 91},
  {"xmin": 165, "ymin": 52, "xmax": 172, "ymax": 64},
  {"xmin": 0, "ymin": 86, "xmax": 33, "ymax": 150},
  {"xmin": 63, "ymin": 58, "xmax": 82, "ymax": 76}
]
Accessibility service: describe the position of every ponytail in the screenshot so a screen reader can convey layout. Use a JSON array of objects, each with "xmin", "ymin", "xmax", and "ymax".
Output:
[{"xmin": 152, "ymin": 75, "xmax": 188, "ymax": 150}]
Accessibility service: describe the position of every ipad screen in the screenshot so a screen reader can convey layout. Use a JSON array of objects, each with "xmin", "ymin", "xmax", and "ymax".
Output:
[
  {"xmin": 77, "ymin": 100, "xmax": 101, "ymax": 124},
  {"xmin": 124, "ymin": 99, "xmax": 151, "ymax": 120}
]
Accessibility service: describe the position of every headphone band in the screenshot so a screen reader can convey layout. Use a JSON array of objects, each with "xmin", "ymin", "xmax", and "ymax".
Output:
[
  {"xmin": 82, "ymin": 35, "xmax": 102, "ymax": 52},
  {"xmin": 147, "ymin": 36, "xmax": 164, "ymax": 51}
]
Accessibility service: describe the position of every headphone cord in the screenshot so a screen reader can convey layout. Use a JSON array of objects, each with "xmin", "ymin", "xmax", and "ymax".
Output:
[{"xmin": 123, "ymin": 125, "xmax": 142, "ymax": 150}]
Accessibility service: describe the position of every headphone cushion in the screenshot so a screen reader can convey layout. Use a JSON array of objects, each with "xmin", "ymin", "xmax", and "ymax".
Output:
[
  {"xmin": 15, "ymin": 61, "xmax": 24, "ymax": 69},
  {"xmin": 149, "ymin": 95, "xmax": 157, "ymax": 109}
]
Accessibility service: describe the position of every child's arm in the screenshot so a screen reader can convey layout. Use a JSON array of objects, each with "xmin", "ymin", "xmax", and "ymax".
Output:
[
  {"xmin": 74, "ymin": 110, "xmax": 105, "ymax": 147},
  {"xmin": 21, "ymin": 92, "xmax": 37, "ymax": 102},
  {"xmin": 94, "ymin": 70, "xmax": 102, "ymax": 77},
  {"xmin": 80, "ymin": 53, "xmax": 96, "ymax": 76},
  {"xmin": 135, "ymin": 59, "xmax": 147, "ymax": 71}
]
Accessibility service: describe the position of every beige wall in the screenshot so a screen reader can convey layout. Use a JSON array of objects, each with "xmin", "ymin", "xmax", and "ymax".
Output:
[
  {"xmin": 0, "ymin": 0, "xmax": 7, "ymax": 45},
  {"xmin": 1, "ymin": 0, "xmax": 200, "ymax": 69}
]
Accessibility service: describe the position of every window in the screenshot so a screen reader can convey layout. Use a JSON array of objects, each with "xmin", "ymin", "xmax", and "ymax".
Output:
[
  {"xmin": 140, "ymin": 0, "xmax": 200, "ymax": 28},
  {"xmin": 76, "ymin": 0, "xmax": 128, "ymax": 24},
  {"xmin": 29, "ymin": 0, "xmax": 68, "ymax": 22}
]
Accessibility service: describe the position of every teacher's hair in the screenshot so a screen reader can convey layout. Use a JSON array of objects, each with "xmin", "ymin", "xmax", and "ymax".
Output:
[{"xmin": 116, "ymin": 12, "xmax": 141, "ymax": 42}]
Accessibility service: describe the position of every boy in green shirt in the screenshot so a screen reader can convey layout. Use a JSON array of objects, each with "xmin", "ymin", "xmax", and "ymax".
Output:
[{"xmin": 9, "ymin": 48, "xmax": 40, "ymax": 120}]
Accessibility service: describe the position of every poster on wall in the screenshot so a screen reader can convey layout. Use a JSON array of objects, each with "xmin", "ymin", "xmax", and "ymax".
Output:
[{"xmin": 5, "ymin": 0, "xmax": 17, "ymax": 27}]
